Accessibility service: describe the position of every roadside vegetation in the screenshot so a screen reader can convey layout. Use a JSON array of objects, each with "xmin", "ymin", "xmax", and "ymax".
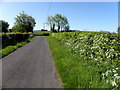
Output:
[
  {"xmin": 46, "ymin": 31, "xmax": 120, "ymax": 88},
  {"xmin": 2, "ymin": 33, "xmax": 33, "ymax": 49},
  {"xmin": 1, "ymin": 10, "xmax": 120, "ymax": 88},
  {"xmin": 33, "ymin": 30, "xmax": 50, "ymax": 36},
  {"xmin": 0, "ymin": 33, "xmax": 35, "ymax": 58},
  {"xmin": 47, "ymin": 14, "xmax": 70, "ymax": 32},
  {"xmin": 0, "ymin": 11, "xmax": 36, "ymax": 58}
]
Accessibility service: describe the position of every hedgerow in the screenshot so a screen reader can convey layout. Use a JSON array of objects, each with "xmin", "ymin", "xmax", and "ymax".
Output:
[
  {"xmin": 1, "ymin": 33, "xmax": 33, "ymax": 49},
  {"xmin": 0, "ymin": 33, "xmax": 34, "ymax": 58},
  {"xmin": 51, "ymin": 31, "xmax": 120, "ymax": 88}
]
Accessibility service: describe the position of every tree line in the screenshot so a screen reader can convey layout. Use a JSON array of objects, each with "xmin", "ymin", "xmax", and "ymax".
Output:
[
  {"xmin": 0, "ymin": 11, "xmax": 70, "ymax": 33},
  {"xmin": 0, "ymin": 11, "xmax": 120, "ymax": 33},
  {"xmin": 0, "ymin": 11, "xmax": 36, "ymax": 33},
  {"xmin": 47, "ymin": 14, "xmax": 70, "ymax": 32}
]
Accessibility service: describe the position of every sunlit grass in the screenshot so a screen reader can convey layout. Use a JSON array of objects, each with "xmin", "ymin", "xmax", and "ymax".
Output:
[
  {"xmin": 46, "ymin": 31, "xmax": 120, "ymax": 88},
  {"xmin": 0, "ymin": 36, "xmax": 35, "ymax": 58}
]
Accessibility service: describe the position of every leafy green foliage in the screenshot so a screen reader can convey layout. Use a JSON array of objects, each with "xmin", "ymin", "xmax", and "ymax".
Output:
[
  {"xmin": 12, "ymin": 24, "xmax": 26, "ymax": 32},
  {"xmin": 49, "ymin": 31, "xmax": 120, "ymax": 88},
  {"xmin": 12, "ymin": 11, "xmax": 36, "ymax": 32},
  {"xmin": 118, "ymin": 27, "xmax": 120, "ymax": 33},
  {"xmin": 0, "ymin": 20, "xmax": 9, "ymax": 33},
  {"xmin": 0, "ymin": 34, "xmax": 34, "ymax": 58},
  {"xmin": 47, "ymin": 14, "xmax": 70, "ymax": 32},
  {"xmin": 46, "ymin": 16, "xmax": 55, "ymax": 32},
  {"xmin": 2, "ymin": 33, "xmax": 33, "ymax": 49}
]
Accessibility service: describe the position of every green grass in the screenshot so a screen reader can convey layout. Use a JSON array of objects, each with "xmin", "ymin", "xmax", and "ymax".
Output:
[
  {"xmin": 46, "ymin": 36, "xmax": 104, "ymax": 88},
  {"xmin": 46, "ymin": 36, "xmax": 78, "ymax": 88},
  {"xmin": 33, "ymin": 30, "xmax": 51, "ymax": 35},
  {"xmin": 46, "ymin": 34, "xmax": 119, "ymax": 88},
  {"xmin": 0, "ymin": 36, "xmax": 35, "ymax": 58}
]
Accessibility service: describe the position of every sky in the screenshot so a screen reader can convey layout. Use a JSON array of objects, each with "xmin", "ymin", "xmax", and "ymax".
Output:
[
  {"xmin": 0, "ymin": 2, "xmax": 118, "ymax": 32},
  {"xmin": 118, "ymin": 1, "xmax": 120, "ymax": 27}
]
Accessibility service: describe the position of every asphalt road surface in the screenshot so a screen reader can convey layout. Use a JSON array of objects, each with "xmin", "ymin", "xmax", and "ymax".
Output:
[{"xmin": 2, "ymin": 36, "xmax": 61, "ymax": 88}]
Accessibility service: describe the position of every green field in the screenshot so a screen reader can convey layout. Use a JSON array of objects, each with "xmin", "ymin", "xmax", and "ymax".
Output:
[{"xmin": 46, "ymin": 31, "xmax": 120, "ymax": 88}]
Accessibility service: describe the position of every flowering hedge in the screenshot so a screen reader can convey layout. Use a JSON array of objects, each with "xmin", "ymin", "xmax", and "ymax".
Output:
[{"xmin": 52, "ymin": 31, "xmax": 120, "ymax": 88}]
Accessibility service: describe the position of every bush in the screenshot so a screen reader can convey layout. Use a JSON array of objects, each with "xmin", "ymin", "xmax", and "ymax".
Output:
[
  {"xmin": 0, "ymin": 34, "xmax": 34, "ymax": 58},
  {"xmin": 2, "ymin": 33, "xmax": 33, "ymax": 49},
  {"xmin": 42, "ymin": 33, "xmax": 49, "ymax": 36}
]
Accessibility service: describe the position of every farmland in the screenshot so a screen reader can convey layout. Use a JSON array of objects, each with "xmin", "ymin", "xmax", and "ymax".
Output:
[
  {"xmin": 46, "ymin": 31, "xmax": 120, "ymax": 88},
  {"xmin": 1, "ymin": 30, "xmax": 120, "ymax": 88},
  {"xmin": 1, "ymin": 2, "xmax": 119, "ymax": 88}
]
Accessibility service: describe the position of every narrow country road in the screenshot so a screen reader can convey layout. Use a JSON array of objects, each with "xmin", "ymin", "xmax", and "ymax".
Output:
[{"xmin": 2, "ymin": 36, "xmax": 61, "ymax": 88}]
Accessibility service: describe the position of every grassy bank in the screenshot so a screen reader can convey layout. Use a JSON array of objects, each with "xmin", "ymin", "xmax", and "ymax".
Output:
[
  {"xmin": 46, "ymin": 31, "xmax": 120, "ymax": 88},
  {"xmin": 0, "ymin": 36, "xmax": 35, "ymax": 58},
  {"xmin": 46, "ymin": 36, "xmax": 109, "ymax": 88},
  {"xmin": 46, "ymin": 36, "xmax": 78, "ymax": 88}
]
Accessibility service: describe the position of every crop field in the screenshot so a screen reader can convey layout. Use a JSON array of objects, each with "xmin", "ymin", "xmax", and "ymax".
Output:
[{"xmin": 46, "ymin": 31, "xmax": 120, "ymax": 88}]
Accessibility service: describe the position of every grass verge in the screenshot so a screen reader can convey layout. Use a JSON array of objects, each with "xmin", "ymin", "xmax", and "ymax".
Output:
[
  {"xmin": 46, "ymin": 36, "xmax": 80, "ymax": 88},
  {"xmin": 0, "ymin": 36, "xmax": 35, "ymax": 58},
  {"xmin": 46, "ymin": 36, "xmax": 113, "ymax": 88}
]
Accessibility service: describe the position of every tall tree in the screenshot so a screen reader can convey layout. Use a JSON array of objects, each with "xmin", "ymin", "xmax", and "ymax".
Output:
[
  {"xmin": 54, "ymin": 14, "xmax": 70, "ymax": 32},
  {"xmin": 64, "ymin": 23, "xmax": 70, "ymax": 32},
  {"xmin": 118, "ymin": 26, "xmax": 120, "ymax": 33},
  {"xmin": 46, "ymin": 16, "xmax": 55, "ymax": 32},
  {"xmin": 12, "ymin": 11, "xmax": 36, "ymax": 32},
  {"xmin": 47, "ymin": 14, "xmax": 70, "ymax": 32},
  {"xmin": 54, "ymin": 14, "xmax": 62, "ymax": 32},
  {"xmin": 61, "ymin": 16, "xmax": 69, "ymax": 31},
  {"xmin": 0, "ymin": 20, "xmax": 9, "ymax": 33}
]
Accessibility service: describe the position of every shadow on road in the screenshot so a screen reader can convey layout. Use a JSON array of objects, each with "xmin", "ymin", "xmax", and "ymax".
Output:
[{"xmin": 34, "ymin": 33, "xmax": 49, "ymax": 36}]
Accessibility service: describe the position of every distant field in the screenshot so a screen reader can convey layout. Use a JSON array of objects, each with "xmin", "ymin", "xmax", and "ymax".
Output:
[
  {"xmin": 46, "ymin": 31, "xmax": 120, "ymax": 88},
  {"xmin": 33, "ymin": 30, "xmax": 50, "ymax": 36}
]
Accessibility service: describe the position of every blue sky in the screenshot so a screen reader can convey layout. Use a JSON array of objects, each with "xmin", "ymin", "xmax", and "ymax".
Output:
[
  {"xmin": 0, "ymin": 2, "xmax": 118, "ymax": 32},
  {"xmin": 118, "ymin": 1, "xmax": 120, "ymax": 26}
]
